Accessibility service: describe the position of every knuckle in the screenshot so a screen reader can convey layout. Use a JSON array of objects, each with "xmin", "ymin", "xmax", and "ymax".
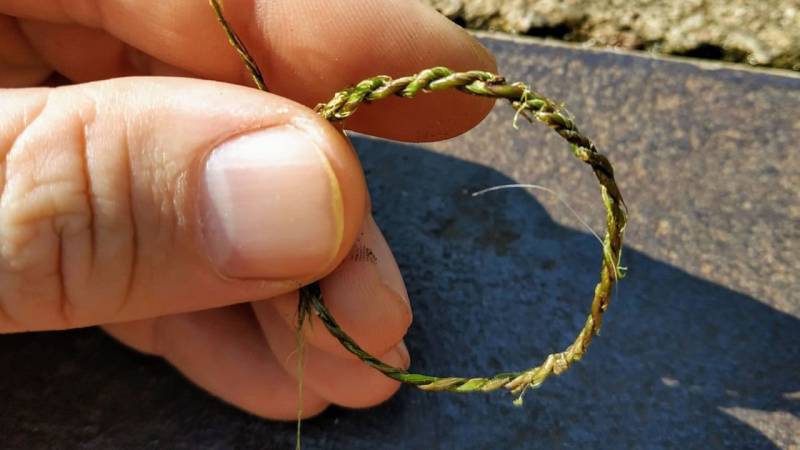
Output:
[
  {"xmin": 0, "ymin": 88, "xmax": 101, "ymax": 329},
  {"xmin": 0, "ymin": 81, "xmax": 192, "ymax": 330}
]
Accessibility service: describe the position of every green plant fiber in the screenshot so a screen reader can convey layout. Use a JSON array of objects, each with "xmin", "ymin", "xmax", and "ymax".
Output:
[{"xmin": 210, "ymin": 0, "xmax": 627, "ymax": 406}]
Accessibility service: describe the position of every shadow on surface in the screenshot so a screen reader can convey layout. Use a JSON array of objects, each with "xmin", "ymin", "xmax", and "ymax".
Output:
[{"xmin": 0, "ymin": 138, "xmax": 797, "ymax": 449}]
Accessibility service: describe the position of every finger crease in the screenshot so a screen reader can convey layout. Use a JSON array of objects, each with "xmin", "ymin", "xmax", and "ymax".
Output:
[
  {"xmin": 56, "ymin": 223, "xmax": 74, "ymax": 328},
  {"xmin": 1, "ymin": 94, "xmax": 49, "ymax": 172},
  {"xmin": 117, "ymin": 129, "xmax": 138, "ymax": 316},
  {"xmin": 76, "ymin": 108, "xmax": 96, "ymax": 275}
]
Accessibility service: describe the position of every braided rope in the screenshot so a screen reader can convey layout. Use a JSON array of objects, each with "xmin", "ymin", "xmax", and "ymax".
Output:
[
  {"xmin": 210, "ymin": 0, "xmax": 627, "ymax": 404},
  {"xmin": 304, "ymin": 67, "xmax": 627, "ymax": 402},
  {"xmin": 209, "ymin": 0, "xmax": 268, "ymax": 92}
]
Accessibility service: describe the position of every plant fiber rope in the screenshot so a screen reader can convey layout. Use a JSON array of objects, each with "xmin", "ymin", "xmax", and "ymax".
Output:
[{"xmin": 211, "ymin": 0, "xmax": 627, "ymax": 404}]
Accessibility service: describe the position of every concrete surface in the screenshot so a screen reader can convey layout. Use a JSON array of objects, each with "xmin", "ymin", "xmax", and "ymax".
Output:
[
  {"xmin": 426, "ymin": 0, "xmax": 800, "ymax": 71},
  {"xmin": 1, "ymin": 35, "xmax": 799, "ymax": 449}
]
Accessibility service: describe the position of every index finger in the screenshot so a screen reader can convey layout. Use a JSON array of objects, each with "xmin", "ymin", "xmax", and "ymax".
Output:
[{"xmin": 2, "ymin": 0, "xmax": 497, "ymax": 141}]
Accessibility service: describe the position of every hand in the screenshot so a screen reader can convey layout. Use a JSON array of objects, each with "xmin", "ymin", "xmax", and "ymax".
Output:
[{"xmin": 0, "ymin": 0, "xmax": 496, "ymax": 419}]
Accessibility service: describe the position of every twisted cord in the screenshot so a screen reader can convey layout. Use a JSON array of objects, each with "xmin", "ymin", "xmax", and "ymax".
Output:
[
  {"xmin": 209, "ymin": 1, "xmax": 627, "ymax": 403},
  {"xmin": 209, "ymin": 0, "xmax": 268, "ymax": 92},
  {"xmin": 304, "ymin": 67, "xmax": 627, "ymax": 401}
]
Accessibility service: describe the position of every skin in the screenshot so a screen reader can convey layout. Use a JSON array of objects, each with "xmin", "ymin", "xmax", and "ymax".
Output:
[{"xmin": 0, "ymin": 0, "xmax": 496, "ymax": 420}]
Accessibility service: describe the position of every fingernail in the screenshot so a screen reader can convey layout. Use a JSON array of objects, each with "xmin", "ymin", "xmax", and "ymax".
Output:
[{"xmin": 200, "ymin": 126, "xmax": 343, "ymax": 279}]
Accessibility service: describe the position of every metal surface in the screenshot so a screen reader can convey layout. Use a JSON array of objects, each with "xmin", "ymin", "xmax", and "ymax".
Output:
[{"xmin": 1, "ymin": 34, "xmax": 798, "ymax": 449}]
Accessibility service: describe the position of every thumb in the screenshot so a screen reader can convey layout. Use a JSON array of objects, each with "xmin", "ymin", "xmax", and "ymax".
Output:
[{"xmin": 0, "ymin": 77, "xmax": 366, "ymax": 332}]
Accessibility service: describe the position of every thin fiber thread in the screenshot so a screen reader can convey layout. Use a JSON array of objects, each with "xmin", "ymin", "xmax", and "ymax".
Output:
[{"xmin": 210, "ymin": 0, "xmax": 627, "ymax": 404}]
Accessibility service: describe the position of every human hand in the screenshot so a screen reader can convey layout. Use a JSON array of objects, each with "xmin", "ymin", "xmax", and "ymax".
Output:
[{"xmin": 0, "ymin": 0, "xmax": 495, "ymax": 419}]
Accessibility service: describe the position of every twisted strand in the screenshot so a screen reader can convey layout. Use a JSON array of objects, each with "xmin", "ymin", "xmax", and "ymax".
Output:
[
  {"xmin": 210, "ymin": 1, "xmax": 627, "ymax": 403},
  {"xmin": 305, "ymin": 67, "xmax": 627, "ymax": 402},
  {"xmin": 209, "ymin": 0, "xmax": 268, "ymax": 92}
]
